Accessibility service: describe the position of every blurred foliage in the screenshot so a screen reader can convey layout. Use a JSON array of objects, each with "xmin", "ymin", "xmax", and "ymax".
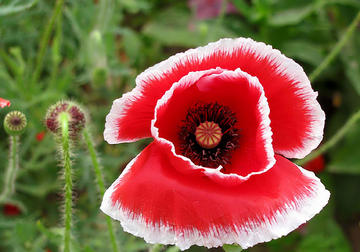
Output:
[{"xmin": 1, "ymin": 0, "xmax": 360, "ymax": 251}]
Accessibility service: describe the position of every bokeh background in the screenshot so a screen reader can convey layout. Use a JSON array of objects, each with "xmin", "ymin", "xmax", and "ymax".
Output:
[{"xmin": 1, "ymin": 0, "xmax": 360, "ymax": 251}]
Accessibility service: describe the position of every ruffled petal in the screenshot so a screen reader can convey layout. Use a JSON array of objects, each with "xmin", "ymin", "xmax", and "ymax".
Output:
[
  {"xmin": 104, "ymin": 38, "xmax": 324, "ymax": 157},
  {"xmin": 152, "ymin": 68, "xmax": 274, "ymax": 182},
  {"xmin": 104, "ymin": 87, "xmax": 153, "ymax": 144},
  {"xmin": 101, "ymin": 142, "xmax": 330, "ymax": 250}
]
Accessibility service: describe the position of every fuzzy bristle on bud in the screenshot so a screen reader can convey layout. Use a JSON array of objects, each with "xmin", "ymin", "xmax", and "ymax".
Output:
[
  {"xmin": 45, "ymin": 101, "xmax": 86, "ymax": 138},
  {"xmin": 4, "ymin": 111, "xmax": 27, "ymax": 136}
]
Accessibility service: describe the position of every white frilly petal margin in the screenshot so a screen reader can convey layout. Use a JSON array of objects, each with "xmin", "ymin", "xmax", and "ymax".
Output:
[
  {"xmin": 104, "ymin": 86, "xmax": 146, "ymax": 144},
  {"xmin": 100, "ymin": 156, "xmax": 330, "ymax": 251},
  {"xmin": 104, "ymin": 38, "xmax": 324, "ymax": 157},
  {"xmin": 136, "ymin": 38, "xmax": 325, "ymax": 159},
  {"xmin": 151, "ymin": 67, "xmax": 276, "ymax": 184}
]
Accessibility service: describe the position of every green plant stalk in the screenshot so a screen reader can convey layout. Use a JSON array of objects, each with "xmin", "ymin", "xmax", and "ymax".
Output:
[
  {"xmin": 96, "ymin": 0, "xmax": 113, "ymax": 31},
  {"xmin": 50, "ymin": 8, "xmax": 63, "ymax": 89},
  {"xmin": 309, "ymin": 11, "xmax": 360, "ymax": 82},
  {"xmin": 60, "ymin": 113, "xmax": 72, "ymax": 252},
  {"xmin": 297, "ymin": 109, "xmax": 360, "ymax": 166},
  {"xmin": 0, "ymin": 136, "xmax": 19, "ymax": 202},
  {"xmin": 32, "ymin": 0, "xmax": 65, "ymax": 86},
  {"xmin": 83, "ymin": 128, "xmax": 119, "ymax": 252}
]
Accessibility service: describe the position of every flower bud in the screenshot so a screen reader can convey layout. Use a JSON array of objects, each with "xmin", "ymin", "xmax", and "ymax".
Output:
[
  {"xmin": 45, "ymin": 101, "xmax": 86, "ymax": 138},
  {"xmin": 3, "ymin": 111, "xmax": 27, "ymax": 136}
]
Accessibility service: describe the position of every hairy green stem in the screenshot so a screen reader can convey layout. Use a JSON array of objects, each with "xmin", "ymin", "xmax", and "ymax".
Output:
[
  {"xmin": 0, "ymin": 136, "xmax": 19, "ymax": 202},
  {"xmin": 309, "ymin": 11, "xmax": 360, "ymax": 82},
  {"xmin": 83, "ymin": 128, "xmax": 119, "ymax": 252},
  {"xmin": 32, "ymin": 0, "xmax": 65, "ymax": 85},
  {"xmin": 60, "ymin": 113, "xmax": 72, "ymax": 252},
  {"xmin": 297, "ymin": 109, "xmax": 360, "ymax": 166}
]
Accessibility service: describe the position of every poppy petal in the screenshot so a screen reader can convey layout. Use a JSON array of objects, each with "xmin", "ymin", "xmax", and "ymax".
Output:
[
  {"xmin": 0, "ymin": 98, "xmax": 11, "ymax": 108},
  {"xmin": 101, "ymin": 142, "xmax": 330, "ymax": 250},
  {"xmin": 152, "ymin": 67, "xmax": 275, "ymax": 183},
  {"xmin": 104, "ymin": 38, "xmax": 324, "ymax": 158}
]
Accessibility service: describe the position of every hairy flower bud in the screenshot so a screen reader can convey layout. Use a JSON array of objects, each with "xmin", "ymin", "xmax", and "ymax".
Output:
[
  {"xmin": 3, "ymin": 111, "xmax": 27, "ymax": 136},
  {"xmin": 45, "ymin": 101, "xmax": 86, "ymax": 138}
]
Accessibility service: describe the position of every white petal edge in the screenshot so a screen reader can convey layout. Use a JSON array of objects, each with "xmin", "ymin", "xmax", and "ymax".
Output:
[
  {"xmin": 151, "ymin": 67, "xmax": 276, "ymax": 183},
  {"xmin": 100, "ymin": 157, "xmax": 330, "ymax": 251},
  {"xmin": 104, "ymin": 86, "xmax": 146, "ymax": 144},
  {"xmin": 136, "ymin": 37, "xmax": 325, "ymax": 159}
]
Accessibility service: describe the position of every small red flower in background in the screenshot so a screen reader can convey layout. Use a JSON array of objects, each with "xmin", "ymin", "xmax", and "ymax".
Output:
[
  {"xmin": 36, "ymin": 131, "xmax": 46, "ymax": 142},
  {"xmin": 0, "ymin": 98, "xmax": 11, "ymax": 108},
  {"xmin": 304, "ymin": 155, "xmax": 325, "ymax": 173},
  {"xmin": 3, "ymin": 203, "xmax": 21, "ymax": 216},
  {"xmin": 101, "ymin": 38, "xmax": 330, "ymax": 250}
]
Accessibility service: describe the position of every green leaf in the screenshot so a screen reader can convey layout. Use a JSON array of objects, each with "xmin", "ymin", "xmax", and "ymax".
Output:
[
  {"xmin": 268, "ymin": 4, "xmax": 315, "ymax": 26},
  {"xmin": 223, "ymin": 244, "xmax": 243, "ymax": 252},
  {"xmin": 282, "ymin": 40, "xmax": 324, "ymax": 66},
  {"xmin": 122, "ymin": 28, "xmax": 143, "ymax": 62},
  {"xmin": 340, "ymin": 35, "xmax": 360, "ymax": 95},
  {"xmin": 232, "ymin": 0, "xmax": 253, "ymax": 19},
  {"xmin": 143, "ymin": 8, "xmax": 235, "ymax": 47},
  {"xmin": 328, "ymin": 122, "xmax": 360, "ymax": 174},
  {"xmin": 0, "ymin": 0, "xmax": 38, "ymax": 16},
  {"xmin": 296, "ymin": 206, "xmax": 352, "ymax": 252}
]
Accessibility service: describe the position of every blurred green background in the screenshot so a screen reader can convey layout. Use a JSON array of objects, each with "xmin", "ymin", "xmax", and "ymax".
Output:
[{"xmin": 1, "ymin": 0, "xmax": 360, "ymax": 251}]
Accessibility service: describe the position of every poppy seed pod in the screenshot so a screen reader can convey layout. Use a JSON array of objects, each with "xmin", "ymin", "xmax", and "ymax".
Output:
[
  {"xmin": 4, "ymin": 111, "xmax": 27, "ymax": 136},
  {"xmin": 45, "ymin": 101, "xmax": 86, "ymax": 138}
]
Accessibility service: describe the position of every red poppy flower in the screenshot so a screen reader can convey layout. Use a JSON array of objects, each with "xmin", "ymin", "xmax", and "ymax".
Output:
[
  {"xmin": 304, "ymin": 155, "xmax": 325, "ymax": 173},
  {"xmin": 36, "ymin": 131, "xmax": 46, "ymax": 142},
  {"xmin": 3, "ymin": 203, "xmax": 21, "ymax": 216},
  {"xmin": 0, "ymin": 98, "xmax": 11, "ymax": 108},
  {"xmin": 101, "ymin": 38, "xmax": 329, "ymax": 250}
]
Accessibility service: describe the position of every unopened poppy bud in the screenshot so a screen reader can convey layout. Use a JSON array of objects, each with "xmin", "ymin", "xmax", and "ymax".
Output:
[
  {"xmin": 3, "ymin": 111, "xmax": 27, "ymax": 136},
  {"xmin": 45, "ymin": 101, "xmax": 86, "ymax": 138}
]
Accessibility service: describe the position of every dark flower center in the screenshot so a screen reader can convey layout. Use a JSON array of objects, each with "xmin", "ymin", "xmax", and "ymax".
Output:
[
  {"xmin": 179, "ymin": 102, "xmax": 240, "ymax": 168},
  {"xmin": 10, "ymin": 117, "xmax": 22, "ymax": 126}
]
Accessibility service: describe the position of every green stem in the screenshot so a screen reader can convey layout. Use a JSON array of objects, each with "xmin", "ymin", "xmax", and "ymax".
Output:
[
  {"xmin": 97, "ymin": 0, "xmax": 113, "ymax": 30},
  {"xmin": 297, "ymin": 109, "xmax": 360, "ymax": 166},
  {"xmin": 309, "ymin": 11, "xmax": 360, "ymax": 82},
  {"xmin": 32, "ymin": 0, "xmax": 65, "ymax": 86},
  {"xmin": 83, "ymin": 128, "xmax": 119, "ymax": 252},
  {"xmin": 0, "ymin": 136, "xmax": 19, "ymax": 202},
  {"xmin": 60, "ymin": 113, "xmax": 72, "ymax": 252},
  {"xmin": 50, "ymin": 8, "xmax": 63, "ymax": 89}
]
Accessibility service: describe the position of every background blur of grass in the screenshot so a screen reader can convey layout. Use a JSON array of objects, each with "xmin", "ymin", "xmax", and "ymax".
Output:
[{"xmin": 1, "ymin": 0, "xmax": 360, "ymax": 251}]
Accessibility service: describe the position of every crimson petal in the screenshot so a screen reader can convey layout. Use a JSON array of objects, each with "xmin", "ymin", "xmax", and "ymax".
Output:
[
  {"xmin": 152, "ymin": 68, "xmax": 274, "ymax": 182},
  {"xmin": 104, "ymin": 38, "xmax": 324, "ymax": 159},
  {"xmin": 0, "ymin": 98, "xmax": 11, "ymax": 108},
  {"xmin": 101, "ymin": 142, "xmax": 329, "ymax": 250}
]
